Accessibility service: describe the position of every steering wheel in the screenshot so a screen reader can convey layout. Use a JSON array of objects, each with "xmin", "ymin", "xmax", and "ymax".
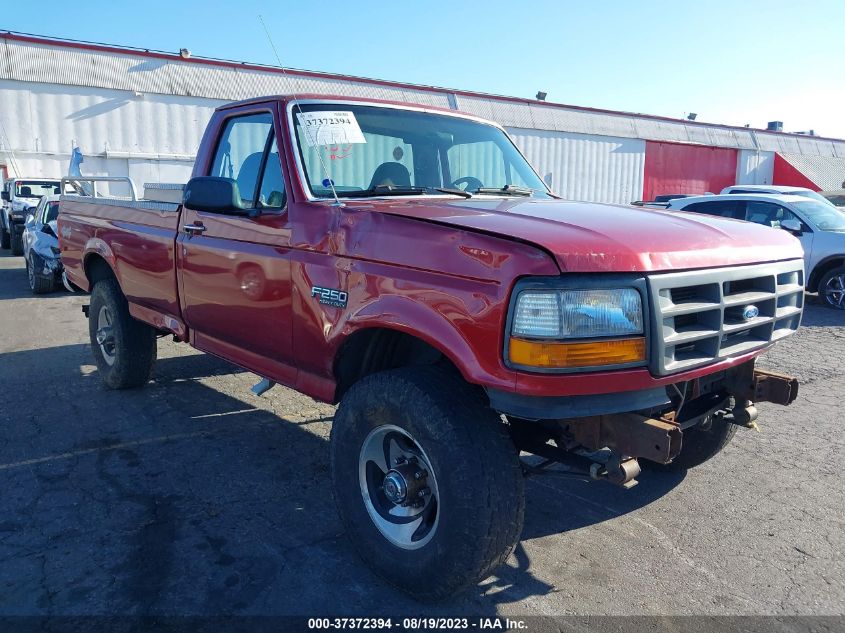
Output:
[{"xmin": 450, "ymin": 176, "xmax": 484, "ymax": 192}]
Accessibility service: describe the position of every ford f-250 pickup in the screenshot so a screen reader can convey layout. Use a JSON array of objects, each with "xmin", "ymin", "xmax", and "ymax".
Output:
[{"xmin": 58, "ymin": 95, "xmax": 803, "ymax": 601}]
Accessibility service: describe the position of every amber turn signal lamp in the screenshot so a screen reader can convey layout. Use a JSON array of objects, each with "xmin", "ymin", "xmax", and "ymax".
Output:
[{"xmin": 509, "ymin": 337, "xmax": 646, "ymax": 369}]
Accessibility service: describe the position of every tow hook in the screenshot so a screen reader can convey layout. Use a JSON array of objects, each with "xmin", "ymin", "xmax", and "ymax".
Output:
[
  {"xmin": 729, "ymin": 402, "xmax": 761, "ymax": 431},
  {"xmin": 590, "ymin": 456, "xmax": 641, "ymax": 489},
  {"xmin": 752, "ymin": 369, "xmax": 799, "ymax": 406},
  {"xmin": 723, "ymin": 365, "xmax": 799, "ymax": 431}
]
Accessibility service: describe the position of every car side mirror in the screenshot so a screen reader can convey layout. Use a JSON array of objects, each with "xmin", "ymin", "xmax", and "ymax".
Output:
[
  {"xmin": 1, "ymin": 191, "xmax": 9, "ymax": 201},
  {"xmin": 183, "ymin": 177, "xmax": 259, "ymax": 217},
  {"xmin": 780, "ymin": 219, "xmax": 802, "ymax": 235},
  {"xmin": 24, "ymin": 214, "xmax": 36, "ymax": 228}
]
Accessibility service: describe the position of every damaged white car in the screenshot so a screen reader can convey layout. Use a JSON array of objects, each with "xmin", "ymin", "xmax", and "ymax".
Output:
[{"xmin": 22, "ymin": 194, "xmax": 63, "ymax": 294}]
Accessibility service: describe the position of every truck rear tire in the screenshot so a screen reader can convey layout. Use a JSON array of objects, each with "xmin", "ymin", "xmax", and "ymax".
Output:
[
  {"xmin": 10, "ymin": 228, "xmax": 23, "ymax": 256},
  {"xmin": 650, "ymin": 414, "xmax": 737, "ymax": 471},
  {"xmin": 88, "ymin": 279, "xmax": 157, "ymax": 389},
  {"xmin": 330, "ymin": 366, "xmax": 524, "ymax": 601}
]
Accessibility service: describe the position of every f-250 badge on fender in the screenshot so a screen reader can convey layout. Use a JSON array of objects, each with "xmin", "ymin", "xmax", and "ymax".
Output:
[{"xmin": 311, "ymin": 285, "xmax": 348, "ymax": 308}]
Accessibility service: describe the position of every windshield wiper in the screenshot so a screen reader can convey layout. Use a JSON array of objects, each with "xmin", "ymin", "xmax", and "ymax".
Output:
[
  {"xmin": 433, "ymin": 186, "xmax": 472, "ymax": 198},
  {"xmin": 339, "ymin": 185, "xmax": 427, "ymax": 198},
  {"xmin": 329, "ymin": 185, "xmax": 473, "ymax": 199},
  {"xmin": 471, "ymin": 184, "xmax": 534, "ymax": 197}
]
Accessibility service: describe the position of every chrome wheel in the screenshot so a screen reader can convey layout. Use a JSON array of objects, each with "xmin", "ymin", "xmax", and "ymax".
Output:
[
  {"xmin": 823, "ymin": 273, "xmax": 845, "ymax": 309},
  {"xmin": 95, "ymin": 305, "xmax": 116, "ymax": 366},
  {"xmin": 358, "ymin": 425, "xmax": 440, "ymax": 550}
]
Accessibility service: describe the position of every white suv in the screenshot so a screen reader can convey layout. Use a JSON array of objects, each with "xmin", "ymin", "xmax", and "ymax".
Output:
[
  {"xmin": 721, "ymin": 184, "xmax": 835, "ymax": 207},
  {"xmin": 668, "ymin": 193, "xmax": 845, "ymax": 309}
]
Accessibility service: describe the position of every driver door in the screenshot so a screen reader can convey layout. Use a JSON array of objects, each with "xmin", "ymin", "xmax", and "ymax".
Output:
[{"xmin": 177, "ymin": 107, "xmax": 296, "ymax": 384}]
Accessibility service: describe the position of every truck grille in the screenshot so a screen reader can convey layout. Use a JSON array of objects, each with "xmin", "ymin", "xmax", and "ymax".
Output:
[{"xmin": 646, "ymin": 260, "xmax": 804, "ymax": 375}]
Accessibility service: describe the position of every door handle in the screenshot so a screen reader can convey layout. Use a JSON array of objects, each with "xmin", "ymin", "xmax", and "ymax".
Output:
[{"xmin": 183, "ymin": 223, "xmax": 206, "ymax": 235}]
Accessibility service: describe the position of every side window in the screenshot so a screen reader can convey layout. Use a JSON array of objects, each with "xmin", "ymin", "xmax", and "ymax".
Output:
[
  {"xmin": 682, "ymin": 201, "xmax": 744, "ymax": 219},
  {"xmin": 210, "ymin": 113, "xmax": 273, "ymax": 208},
  {"xmin": 44, "ymin": 201, "xmax": 60, "ymax": 224},
  {"xmin": 257, "ymin": 137, "xmax": 286, "ymax": 209},
  {"xmin": 745, "ymin": 202, "xmax": 798, "ymax": 228}
]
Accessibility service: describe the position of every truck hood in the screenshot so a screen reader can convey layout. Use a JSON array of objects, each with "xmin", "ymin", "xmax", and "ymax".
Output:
[{"xmin": 356, "ymin": 197, "xmax": 804, "ymax": 272}]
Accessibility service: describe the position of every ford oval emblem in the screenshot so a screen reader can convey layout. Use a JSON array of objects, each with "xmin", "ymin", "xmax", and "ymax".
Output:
[{"xmin": 742, "ymin": 305, "xmax": 760, "ymax": 321}]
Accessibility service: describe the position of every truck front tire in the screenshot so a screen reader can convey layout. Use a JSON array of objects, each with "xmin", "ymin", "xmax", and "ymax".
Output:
[
  {"xmin": 88, "ymin": 279, "xmax": 157, "ymax": 389},
  {"xmin": 1, "ymin": 222, "xmax": 11, "ymax": 250},
  {"xmin": 330, "ymin": 366, "xmax": 524, "ymax": 601}
]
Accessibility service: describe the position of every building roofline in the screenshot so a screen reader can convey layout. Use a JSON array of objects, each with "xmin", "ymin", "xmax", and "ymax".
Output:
[{"xmin": 2, "ymin": 29, "xmax": 843, "ymax": 144}]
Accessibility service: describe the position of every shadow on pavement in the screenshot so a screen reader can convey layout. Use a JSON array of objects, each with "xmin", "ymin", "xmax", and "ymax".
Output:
[
  {"xmin": 0, "ymin": 342, "xmax": 682, "ymax": 617},
  {"xmin": 799, "ymin": 297, "xmax": 844, "ymax": 327}
]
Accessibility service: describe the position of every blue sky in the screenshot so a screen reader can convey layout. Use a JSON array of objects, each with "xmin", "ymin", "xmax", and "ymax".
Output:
[{"xmin": 6, "ymin": 0, "xmax": 845, "ymax": 137}]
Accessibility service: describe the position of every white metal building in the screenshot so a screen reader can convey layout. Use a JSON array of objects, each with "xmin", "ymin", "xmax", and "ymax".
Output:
[{"xmin": 2, "ymin": 31, "xmax": 845, "ymax": 203}]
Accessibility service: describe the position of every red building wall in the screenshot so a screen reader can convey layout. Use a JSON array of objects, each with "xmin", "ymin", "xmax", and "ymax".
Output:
[
  {"xmin": 772, "ymin": 154, "xmax": 821, "ymax": 190},
  {"xmin": 643, "ymin": 142, "xmax": 738, "ymax": 200}
]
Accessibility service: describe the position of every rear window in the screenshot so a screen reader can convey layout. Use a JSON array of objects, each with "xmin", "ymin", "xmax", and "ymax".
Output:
[{"xmin": 15, "ymin": 181, "xmax": 60, "ymax": 198}]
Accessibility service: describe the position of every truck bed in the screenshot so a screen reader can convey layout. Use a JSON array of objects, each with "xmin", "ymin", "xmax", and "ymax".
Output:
[{"xmin": 59, "ymin": 195, "xmax": 184, "ymax": 329}]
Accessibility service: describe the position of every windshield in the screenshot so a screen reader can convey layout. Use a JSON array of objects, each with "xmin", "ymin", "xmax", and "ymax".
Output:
[
  {"xmin": 15, "ymin": 180, "xmax": 60, "ymax": 199},
  {"xmin": 794, "ymin": 200, "xmax": 845, "ymax": 231},
  {"xmin": 788, "ymin": 190, "xmax": 836, "ymax": 206},
  {"xmin": 291, "ymin": 103, "xmax": 551, "ymax": 199}
]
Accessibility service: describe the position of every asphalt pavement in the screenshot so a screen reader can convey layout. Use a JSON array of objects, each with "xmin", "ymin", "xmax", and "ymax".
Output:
[{"xmin": 0, "ymin": 251, "xmax": 843, "ymax": 621}]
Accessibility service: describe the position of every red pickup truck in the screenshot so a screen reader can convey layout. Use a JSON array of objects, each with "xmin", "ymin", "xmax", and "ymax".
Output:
[{"xmin": 59, "ymin": 95, "xmax": 803, "ymax": 600}]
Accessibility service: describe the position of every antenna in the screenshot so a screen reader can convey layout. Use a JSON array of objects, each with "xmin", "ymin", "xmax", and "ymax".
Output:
[{"xmin": 258, "ymin": 15, "xmax": 343, "ymax": 207}]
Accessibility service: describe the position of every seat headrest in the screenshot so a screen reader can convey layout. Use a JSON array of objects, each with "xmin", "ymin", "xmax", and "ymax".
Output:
[{"xmin": 369, "ymin": 162, "xmax": 411, "ymax": 190}]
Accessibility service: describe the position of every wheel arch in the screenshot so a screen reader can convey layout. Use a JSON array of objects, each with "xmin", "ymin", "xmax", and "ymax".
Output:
[
  {"xmin": 333, "ymin": 326, "xmax": 472, "ymax": 403},
  {"xmin": 809, "ymin": 255, "xmax": 845, "ymax": 292},
  {"xmin": 84, "ymin": 251, "xmax": 118, "ymax": 288}
]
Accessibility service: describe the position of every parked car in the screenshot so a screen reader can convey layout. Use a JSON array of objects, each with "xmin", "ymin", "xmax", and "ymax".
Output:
[
  {"xmin": 721, "ymin": 184, "xmax": 836, "ymax": 207},
  {"xmin": 821, "ymin": 189, "xmax": 845, "ymax": 208},
  {"xmin": 58, "ymin": 95, "xmax": 802, "ymax": 601},
  {"xmin": 668, "ymin": 193, "xmax": 845, "ymax": 308},
  {"xmin": 1, "ymin": 177, "xmax": 62, "ymax": 255},
  {"xmin": 22, "ymin": 194, "xmax": 62, "ymax": 294},
  {"xmin": 630, "ymin": 193, "xmax": 700, "ymax": 207}
]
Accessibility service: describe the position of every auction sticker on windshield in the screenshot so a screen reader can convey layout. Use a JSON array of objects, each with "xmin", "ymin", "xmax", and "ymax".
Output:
[{"xmin": 297, "ymin": 111, "xmax": 366, "ymax": 146}]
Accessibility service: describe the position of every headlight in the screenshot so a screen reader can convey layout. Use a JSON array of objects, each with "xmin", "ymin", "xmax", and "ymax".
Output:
[{"xmin": 509, "ymin": 287, "xmax": 646, "ymax": 370}]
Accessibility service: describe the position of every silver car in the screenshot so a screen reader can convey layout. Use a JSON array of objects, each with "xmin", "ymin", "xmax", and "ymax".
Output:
[
  {"xmin": 22, "ymin": 194, "xmax": 62, "ymax": 294},
  {"xmin": 668, "ymin": 193, "xmax": 845, "ymax": 309}
]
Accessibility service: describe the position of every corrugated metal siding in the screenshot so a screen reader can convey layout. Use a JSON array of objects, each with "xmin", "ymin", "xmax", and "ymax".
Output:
[
  {"xmin": 3, "ymin": 37, "xmax": 844, "ymax": 156},
  {"xmin": 643, "ymin": 142, "xmax": 737, "ymax": 200},
  {"xmin": 0, "ymin": 79, "xmax": 217, "ymax": 158},
  {"xmin": 508, "ymin": 128, "xmax": 645, "ymax": 203},
  {"xmin": 774, "ymin": 153, "xmax": 845, "ymax": 190},
  {"xmin": 772, "ymin": 154, "xmax": 822, "ymax": 190},
  {"xmin": 736, "ymin": 149, "xmax": 775, "ymax": 185}
]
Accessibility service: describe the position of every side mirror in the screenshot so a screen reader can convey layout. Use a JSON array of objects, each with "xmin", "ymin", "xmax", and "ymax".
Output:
[
  {"xmin": 24, "ymin": 214, "xmax": 36, "ymax": 228},
  {"xmin": 183, "ymin": 177, "xmax": 257, "ymax": 217},
  {"xmin": 780, "ymin": 219, "xmax": 802, "ymax": 235},
  {"xmin": 1, "ymin": 191, "xmax": 9, "ymax": 201}
]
